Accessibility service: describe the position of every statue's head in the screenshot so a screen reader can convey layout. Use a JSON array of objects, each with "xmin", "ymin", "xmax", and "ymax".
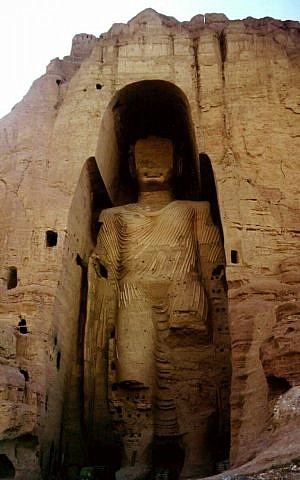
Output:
[
  {"xmin": 132, "ymin": 136, "xmax": 174, "ymax": 191},
  {"xmin": 119, "ymin": 134, "xmax": 199, "ymax": 204},
  {"xmin": 129, "ymin": 135, "xmax": 184, "ymax": 194}
]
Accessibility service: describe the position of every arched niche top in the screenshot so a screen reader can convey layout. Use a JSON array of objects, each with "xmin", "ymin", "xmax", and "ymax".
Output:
[{"xmin": 96, "ymin": 80, "xmax": 200, "ymax": 205}]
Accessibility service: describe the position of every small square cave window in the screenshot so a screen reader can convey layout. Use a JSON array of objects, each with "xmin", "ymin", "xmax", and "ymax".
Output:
[
  {"xmin": 231, "ymin": 250, "xmax": 238, "ymax": 264},
  {"xmin": 7, "ymin": 266, "xmax": 17, "ymax": 290},
  {"xmin": 18, "ymin": 317, "xmax": 27, "ymax": 334},
  {"xmin": 46, "ymin": 230, "xmax": 58, "ymax": 247}
]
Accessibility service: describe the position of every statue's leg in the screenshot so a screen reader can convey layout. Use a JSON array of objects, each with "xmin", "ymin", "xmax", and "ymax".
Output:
[
  {"xmin": 116, "ymin": 285, "xmax": 155, "ymax": 388},
  {"xmin": 110, "ymin": 288, "xmax": 155, "ymax": 477},
  {"xmin": 180, "ymin": 428, "xmax": 214, "ymax": 478}
]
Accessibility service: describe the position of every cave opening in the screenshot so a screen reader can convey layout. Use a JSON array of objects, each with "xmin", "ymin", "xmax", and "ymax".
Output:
[
  {"xmin": 18, "ymin": 317, "xmax": 28, "ymax": 334},
  {"xmin": 230, "ymin": 250, "xmax": 238, "ymax": 264},
  {"xmin": 20, "ymin": 368, "xmax": 29, "ymax": 381},
  {"xmin": 46, "ymin": 230, "xmax": 58, "ymax": 247},
  {"xmin": 152, "ymin": 436, "xmax": 185, "ymax": 479},
  {"xmin": 7, "ymin": 266, "xmax": 17, "ymax": 290},
  {"xmin": 0, "ymin": 455, "xmax": 15, "ymax": 478},
  {"xmin": 87, "ymin": 443, "xmax": 122, "ymax": 480},
  {"xmin": 267, "ymin": 375, "xmax": 291, "ymax": 400},
  {"xmin": 56, "ymin": 351, "xmax": 61, "ymax": 370}
]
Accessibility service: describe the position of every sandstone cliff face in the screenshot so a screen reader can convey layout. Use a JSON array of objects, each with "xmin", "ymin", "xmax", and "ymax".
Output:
[{"xmin": 0, "ymin": 9, "xmax": 299, "ymax": 480}]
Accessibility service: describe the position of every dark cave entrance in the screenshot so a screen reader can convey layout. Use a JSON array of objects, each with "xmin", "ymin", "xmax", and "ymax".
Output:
[
  {"xmin": 152, "ymin": 436, "xmax": 184, "ymax": 479},
  {"xmin": 0, "ymin": 455, "xmax": 15, "ymax": 478},
  {"xmin": 88, "ymin": 443, "xmax": 122, "ymax": 480}
]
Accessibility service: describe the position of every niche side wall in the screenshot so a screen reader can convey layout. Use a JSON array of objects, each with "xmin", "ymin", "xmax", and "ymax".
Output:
[{"xmin": 40, "ymin": 158, "xmax": 104, "ymax": 478}]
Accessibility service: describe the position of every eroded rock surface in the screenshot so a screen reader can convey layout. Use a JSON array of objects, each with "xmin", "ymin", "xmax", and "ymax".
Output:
[{"xmin": 0, "ymin": 8, "xmax": 299, "ymax": 480}]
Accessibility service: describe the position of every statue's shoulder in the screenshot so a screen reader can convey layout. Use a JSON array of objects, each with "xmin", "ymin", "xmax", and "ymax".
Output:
[
  {"xmin": 171, "ymin": 200, "xmax": 211, "ymax": 212},
  {"xmin": 99, "ymin": 206, "xmax": 122, "ymax": 223},
  {"xmin": 98, "ymin": 203, "xmax": 139, "ymax": 222}
]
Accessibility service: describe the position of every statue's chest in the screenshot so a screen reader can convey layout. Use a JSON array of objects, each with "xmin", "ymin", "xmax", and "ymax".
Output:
[{"xmin": 119, "ymin": 206, "xmax": 195, "ymax": 249}]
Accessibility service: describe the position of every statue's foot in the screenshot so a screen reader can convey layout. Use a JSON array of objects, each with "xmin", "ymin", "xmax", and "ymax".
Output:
[
  {"xmin": 115, "ymin": 464, "xmax": 150, "ymax": 480},
  {"xmin": 179, "ymin": 463, "xmax": 213, "ymax": 479}
]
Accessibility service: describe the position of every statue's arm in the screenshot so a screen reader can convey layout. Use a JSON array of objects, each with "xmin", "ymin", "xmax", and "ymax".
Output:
[
  {"xmin": 84, "ymin": 208, "xmax": 120, "ymax": 433},
  {"xmin": 194, "ymin": 201, "xmax": 225, "ymax": 281}
]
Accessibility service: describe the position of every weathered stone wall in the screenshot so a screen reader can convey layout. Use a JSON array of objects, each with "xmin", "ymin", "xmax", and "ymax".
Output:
[{"xmin": 0, "ymin": 9, "xmax": 299, "ymax": 479}]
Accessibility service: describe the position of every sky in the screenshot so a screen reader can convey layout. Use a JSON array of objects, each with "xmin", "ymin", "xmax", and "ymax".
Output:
[{"xmin": 0, "ymin": 0, "xmax": 299, "ymax": 119}]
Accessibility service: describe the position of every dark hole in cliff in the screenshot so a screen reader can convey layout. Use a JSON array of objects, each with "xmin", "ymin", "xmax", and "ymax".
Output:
[
  {"xmin": 56, "ymin": 351, "xmax": 61, "ymax": 370},
  {"xmin": 17, "ymin": 433, "xmax": 39, "ymax": 448},
  {"xmin": 99, "ymin": 263, "xmax": 108, "ymax": 278},
  {"xmin": 46, "ymin": 230, "xmax": 58, "ymax": 247},
  {"xmin": 110, "ymin": 326, "xmax": 116, "ymax": 338},
  {"xmin": 286, "ymin": 327, "xmax": 295, "ymax": 334},
  {"xmin": 7, "ymin": 266, "xmax": 17, "ymax": 290},
  {"xmin": 212, "ymin": 264, "xmax": 225, "ymax": 279},
  {"xmin": 88, "ymin": 444, "xmax": 121, "ymax": 477},
  {"xmin": 0, "ymin": 455, "xmax": 15, "ymax": 478},
  {"xmin": 76, "ymin": 254, "xmax": 83, "ymax": 266},
  {"xmin": 48, "ymin": 442, "xmax": 55, "ymax": 474},
  {"xmin": 20, "ymin": 368, "xmax": 29, "ymax": 381},
  {"xmin": 152, "ymin": 436, "xmax": 184, "ymax": 478},
  {"xmin": 56, "ymin": 79, "xmax": 61, "ymax": 86},
  {"xmin": 207, "ymin": 410, "xmax": 231, "ymax": 472},
  {"xmin": 231, "ymin": 250, "xmax": 238, "ymax": 264},
  {"xmin": 96, "ymin": 83, "xmax": 103, "ymax": 90},
  {"xmin": 18, "ymin": 317, "xmax": 28, "ymax": 334},
  {"xmin": 267, "ymin": 375, "xmax": 291, "ymax": 398}
]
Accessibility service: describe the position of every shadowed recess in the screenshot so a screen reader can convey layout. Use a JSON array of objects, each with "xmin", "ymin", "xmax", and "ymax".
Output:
[
  {"xmin": 0, "ymin": 455, "xmax": 15, "ymax": 478},
  {"xmin": 97, "ymin": 80, "xmax": 201, "ymax": 205}
]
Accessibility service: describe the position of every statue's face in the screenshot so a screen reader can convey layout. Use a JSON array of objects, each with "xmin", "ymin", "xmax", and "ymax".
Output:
[
  {"xmin": 135, "ymin": 156, "xmax": 173, "ymax": 188},
  {"xmin": 134, "ymin": 137, "xmax": 173, "ymax": 189}
]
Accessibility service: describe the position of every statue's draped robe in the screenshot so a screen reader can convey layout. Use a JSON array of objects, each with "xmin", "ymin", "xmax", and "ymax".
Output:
[{"xmin": 84, "ymin": 200, "xmax": 228, "ymax": 474}]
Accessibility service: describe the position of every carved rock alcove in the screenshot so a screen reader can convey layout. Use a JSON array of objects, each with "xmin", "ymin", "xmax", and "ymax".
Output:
[{"xmin": 82, "ymin": 81, "xmax": 231, "ymax": 479}]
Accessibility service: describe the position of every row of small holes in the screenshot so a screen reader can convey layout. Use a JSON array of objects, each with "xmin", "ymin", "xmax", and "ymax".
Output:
[{"xmin": 56, "ymin": 80, "xmax": 103, "ymax": 90}]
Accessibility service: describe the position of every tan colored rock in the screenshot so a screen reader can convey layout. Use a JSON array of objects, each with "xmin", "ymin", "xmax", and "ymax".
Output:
[
  {"xmin": 0, "ymin": 7, "xmax": 299, "ymax": 480},
  {"xmin": 273, "ymin": 386, "xmax": 300, "ymax": 425}
]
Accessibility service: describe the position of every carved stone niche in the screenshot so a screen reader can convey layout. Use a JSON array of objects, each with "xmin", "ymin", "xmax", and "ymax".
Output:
[
  {"xmin": 261, "ymin": 301, "xmax": 300, "ymax": 409},
  {"xmin": 82, "ymin": 81, "xmax": 231, "ymax": 479}
]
